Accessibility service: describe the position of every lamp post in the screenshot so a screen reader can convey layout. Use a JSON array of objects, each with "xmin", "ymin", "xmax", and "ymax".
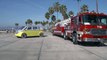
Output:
[
  {"xmin": 77, "ymin": 0, "xmax": 81, "ymax": 14},
  {"xmin": 96, "ymin": 0, "xmax": 98, "ymax": 13}
]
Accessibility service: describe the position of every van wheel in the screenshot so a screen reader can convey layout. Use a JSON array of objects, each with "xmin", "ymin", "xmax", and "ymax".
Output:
[
  {"xmin": 72, "ymin": 33, "xmax": 78, "ymax": 44},
  {"xmin": 40, "ymin": 33, "xmax": 44, "ymax": 37},
  {"xmin": 21, "ymin": 33, "xmax": 27, "ymax": 38}
]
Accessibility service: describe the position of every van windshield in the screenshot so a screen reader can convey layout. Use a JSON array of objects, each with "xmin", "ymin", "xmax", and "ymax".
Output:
[{"xmin": 82, "ymin": 15, "xmax": 107, "ymax": 25}]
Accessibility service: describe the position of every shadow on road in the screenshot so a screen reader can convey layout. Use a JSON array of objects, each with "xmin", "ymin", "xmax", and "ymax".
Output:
[
  {"xmin": 78, "ymin": 42, "xmax": 107, "ymax": 47},
  {"xmin": 17, "ymin": 35, "xmax": 48, "ymax": 38}
]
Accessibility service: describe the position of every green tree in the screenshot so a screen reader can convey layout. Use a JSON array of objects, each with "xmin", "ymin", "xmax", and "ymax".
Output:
[
  {"xmin": 77, "ymin": 0, "xmax": 81, "ymax": 2},
  {"xmin": 60, "ymin": 5, "xmax": 67, "ymax": 13},
  {"xmin": 45, "ymin": 2, "xmax": 68, "ymax": 21},
  {"xmin": 15, "ymin": 23, "xmax": 19, "ymax": 27},
  {"xmin": 45, "ymin": 12, "xmax": 50, "ymax": 20},
  {"xmin": 51, "ymin": 15, "xmax": 56, "ymax": 22},
  {"xmin": 68, "ymin": 11, "xmax": 74, "ymax": 17},
  {"xmin": 57, "ymin": 19, "xmax": 61, "ymax": 22},
  {"xmin": 15, "ymin": 23, "xmax": 19, "ymax": 29},
  {"xmin": 54, "ymin": 2, "xmax": 60, "ymax": 20},
  {"xmin": 34, "ymin": 21, "xmax": 42, "ymax": 25},
  {"xmin": 63, "ymin": 13, "xmax": 68, "ymax": 19},
  {"xmin": 34, "ymin": 21, "xmax": 38, "ymax": 25},
  {"xmin": 60, "ymin": 4, "xmax": 67, "ymax": 19},
  {"xmin": 41, "ymin": 21, "xmax": 47, "ymax": 26},
  {"xmin": 26, "ymin": 19, "xmax": 33, "ymax": 25},
  {"xmin": 25, "ymin": 21, "xmax": 27, "ymax": 26},
  {"xmin": 48, "ymin": 7, "xmax": 54, "ymax": 15},
  {"xmin": 81, "ymin": 4, "xmax": 89, "ymax": 13}
]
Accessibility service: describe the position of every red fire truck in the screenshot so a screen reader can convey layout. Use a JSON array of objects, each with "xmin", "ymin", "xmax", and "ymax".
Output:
[
  {"xmin": 64, "ymin": 12, "xmax": 107, "ymax": 44},
  {"xmin": 52, "ymin": 18, "xmax": 71, "ymax": 37}
]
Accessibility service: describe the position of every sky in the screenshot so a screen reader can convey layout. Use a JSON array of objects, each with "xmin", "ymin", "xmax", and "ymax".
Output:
[{"xmin": 0, "ymin": 0, "xmax": 107, "ymax": 27}]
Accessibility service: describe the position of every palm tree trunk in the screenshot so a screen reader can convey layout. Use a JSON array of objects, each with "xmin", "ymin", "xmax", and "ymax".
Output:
[{"xmin": 57, "ymin": 12, "xmax": 58, "ymax": 20}]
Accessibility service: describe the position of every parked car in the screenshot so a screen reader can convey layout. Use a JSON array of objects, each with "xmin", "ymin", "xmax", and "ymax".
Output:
[{"xmin": 15, "ymin": 26, "xmax": 44, "ymax": 38}]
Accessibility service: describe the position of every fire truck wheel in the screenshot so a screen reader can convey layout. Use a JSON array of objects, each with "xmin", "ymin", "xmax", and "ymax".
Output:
[
  {"xmin": 63, "ymin": 33, "xmax": 67, "ymax": 40},
  {"xmin": 72, "ymin": 33, "xmax": 78, "ymax": 44},
  {"xmin": 52, "ymin": 33, "xmax": 55, "ymax": 36}
]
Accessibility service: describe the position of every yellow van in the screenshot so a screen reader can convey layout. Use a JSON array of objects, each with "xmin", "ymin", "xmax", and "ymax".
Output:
[{"xmin": 15, "ymin": 26, "xmax": 44, "ymax": 38}]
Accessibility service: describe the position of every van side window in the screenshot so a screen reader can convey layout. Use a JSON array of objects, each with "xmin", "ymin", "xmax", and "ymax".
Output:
[
  {"xmin": 27, "ymin": 27, "xmax": 32, "ymax": 30},
  {"xmin": 33, "ymin": 27, "xmax": 37, "ymax": 30}
]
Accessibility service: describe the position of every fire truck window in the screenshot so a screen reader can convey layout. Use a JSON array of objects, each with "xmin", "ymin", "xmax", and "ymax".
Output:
[
  {"xmin": 77, "ymin": 17, "xmax": 78, "ymax": 23},
  {"xmin": 83, "ymin": 15, "xmax": 97, "ymax": 25},
  {"xmin": 98, "ymin": 16, "xmax": 107, "ymax": 25},
  {"xmin": 79, "ymin": 17, "xmax": 81, "ymax": 22},
  {"xmin": 77, "ymin": 17, "xmax": 80, "ymax": 24},
  {"xmin": 100, "ymin": 18, "xmax": 107, "ymax": 25},
  {"xmin": 74, "ymin": 18, "xmax": 77, "ymax": 24}
]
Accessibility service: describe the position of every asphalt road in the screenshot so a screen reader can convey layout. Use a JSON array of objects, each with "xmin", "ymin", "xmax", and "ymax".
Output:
[{"xmin": 0, "ymin": 32, "xmax": 107, "ymax": 60}]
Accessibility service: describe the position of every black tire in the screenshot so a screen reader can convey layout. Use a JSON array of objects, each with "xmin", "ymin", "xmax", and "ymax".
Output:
[
  {"xmin": 72, "ymin": 33, "xmax": 78, "ymax": 44},
  {"xmin": 40, "ymin": 33, "xmax": 44, "ymax": 37},
  {"xmin": 21, "ymin": 33, "xmax": 27, "ymax": 38},
  {"xmin": 63, "ymin": 33, "xmax": 67, "ymax": 40},
  {"xmin": 52, "ymin": 31, "xmax": 55, "ymax": 36},
  {"xmin": 98, "ymin": 42, "xmax": 104, "ymax": 46},
  {"xmin": 52, "ymin": 33, "xmax": 55, "ymax": 36}
]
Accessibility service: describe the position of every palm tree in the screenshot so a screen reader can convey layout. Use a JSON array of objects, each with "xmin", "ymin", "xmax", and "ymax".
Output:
[
  {"xmin": 51, "ymin": 15, "xmax": 56, "ymax": 22},
  {"xmin": 26, "ymin": 19, "xmax": 33, "ymax": 26},
  {"xmin": 63, "ymin": 13, "xmax": 68, "ymax": 19},
  {"xmin": 45, "ymin": 12, "xmax": 50, "ymax": 30},
  {"xmin": 57, "ymin": 19, "xmax": 61, "ymax": 22},
  {"xmin": 60, "ymin": 4, "xmax": 67, "ymax": 19},
  {"xmin": 81, "ymin": 4, "xmax": 89, "ymax": 13},
  {"xmin": 15, "ymin": 23, "xmax": 19, "ymax": 27},
  {"xmin": 54, "ymin": 2, "xmax": 60, "ymax": 20},
  {"xmin": 68, "ymin": 11, "xmax": 74, "ymax": 17},
  {"xmin": 41, "ymin": 21, "xmax": 47, "ymax": 26},
  {"xmin": 48, "ymin": 7, "xmax": 54, "ymax": 15},
  {"xmin": 15, "ymin": 23, "xmax": 19, "ymax": 29},
  {"xmin": 34, "ymin": 21, "xmax": 42, "ymax": 26},
  {"xmin": 34, "ymin": 21, "xmax": 38, "ymax": 25},
  {"xmin": 49, "ymin": 21, "xmax": 53, "ymax": 25},
  {"xmin": 25, "ymin": 21, "xmax": 27, "ymax": 26},
  {"xmin": 45, "ymin": 12, "xmax": 50, "ymax": 21}
]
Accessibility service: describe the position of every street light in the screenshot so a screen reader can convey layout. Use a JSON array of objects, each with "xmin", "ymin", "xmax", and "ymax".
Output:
[
  {"xmin": 77, "ymin": 0, "xmax": 81, "ymax": 14},
  {"xmin": 96, "ymin": 0, "xmax": 98, "ymax": 13}
]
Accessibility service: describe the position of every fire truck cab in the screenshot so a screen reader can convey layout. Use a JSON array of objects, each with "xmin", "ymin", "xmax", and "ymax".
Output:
[{"xmin": 65, "ymin": 12, "xmax": 107, "ymax": 44}]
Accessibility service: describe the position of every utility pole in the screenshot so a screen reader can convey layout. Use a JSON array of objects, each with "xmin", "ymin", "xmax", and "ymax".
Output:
[
  {"xmin": 96, "ymin": 0, "xmax": 99, "ymax": 13},
  {"xmin": 78, "ymin": 0, "xmax": 80, "ymax": 13}
]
